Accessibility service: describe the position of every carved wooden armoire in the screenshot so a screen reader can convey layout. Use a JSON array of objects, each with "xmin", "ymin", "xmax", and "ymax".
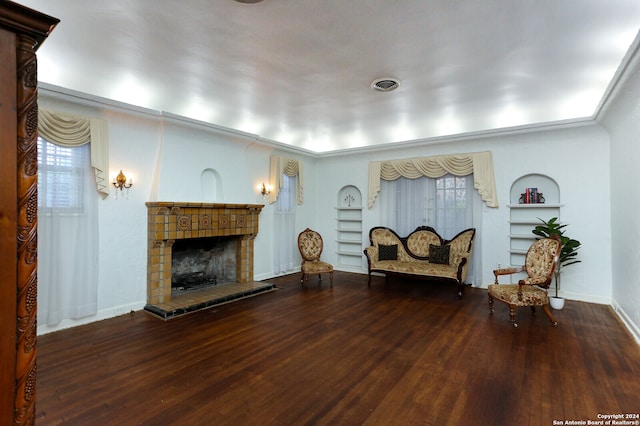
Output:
[{"xmin": 0, "ymin": 3, "xmax": 58, "ymax": 425}]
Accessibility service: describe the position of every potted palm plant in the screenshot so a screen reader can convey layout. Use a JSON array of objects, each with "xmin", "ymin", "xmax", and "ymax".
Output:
[{"xmin": 532, "ymin": 217, "xmax": 581, "ymax": 310}]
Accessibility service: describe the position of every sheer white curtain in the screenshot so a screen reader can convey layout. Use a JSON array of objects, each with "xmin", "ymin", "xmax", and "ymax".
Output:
[
  {"xmin": 379, "ymin": 174, "xmax": 482, "ymax": 285},
  {"xmin": 273, "ymin": 174, "xmax": 298, "ymax": 274},
  {"xmin": 37, "ymin": 138, "xmax": 99, "ymax": 325},
  {"xmin": 434, "ymin": 174, "xmax": 474, "ymax": 240},
  {"xmin": 380, "ymin": 177, "xmax": 429, "ymax": 236}
]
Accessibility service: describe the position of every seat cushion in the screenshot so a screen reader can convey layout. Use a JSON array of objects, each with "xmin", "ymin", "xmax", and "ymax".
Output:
[
  {"xmin": 301, "ymin": 260, "xmax": 333, "ymax": 274},
  {"xmin": 373, "ymin": 260, "xmax": 458, "ymax": 279},
  {"xmin": 488, "ymin": 284, "xmax": 549, "ymax": 306}
]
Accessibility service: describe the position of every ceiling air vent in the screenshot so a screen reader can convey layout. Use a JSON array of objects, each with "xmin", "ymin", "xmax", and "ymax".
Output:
[{"xmin": 371, "ymin": 78, "xmax": 400, "ymax": 92}]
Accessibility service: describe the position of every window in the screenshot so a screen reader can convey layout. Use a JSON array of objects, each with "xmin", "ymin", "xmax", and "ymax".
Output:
[
  {"xmin": 273, "ymin": 174, "xmax": 297, "ymax": 274},
  {"xmin": 434, "ymin": 174, "xmax": 472, "ymax": 239},
  {"xmin": 380, "ymin": 173, "xmax": 473, "ymax": 239},
  {"xmin": 37, "ymin": 135, "xmax": 99, "ymax": 326},
  {"xmin": 275, "ymin": 173, "xmax": 295, "ymax": 214},
  {"xmin": 379, "ymin": 173, "xmax": 482, "ymax": 284},
  {"xmin": 37, "ymin": 136, "xmax": 89, "ymax": 214}
]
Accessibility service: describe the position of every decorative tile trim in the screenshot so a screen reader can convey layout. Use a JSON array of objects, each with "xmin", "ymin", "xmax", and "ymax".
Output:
[
  {"xmin": 200, "ymin": 215, "xmax": 211, "ymax": 229},
  {"xmin": 177, "ymin": 215, "xmax": 191, "ymax": 231}
]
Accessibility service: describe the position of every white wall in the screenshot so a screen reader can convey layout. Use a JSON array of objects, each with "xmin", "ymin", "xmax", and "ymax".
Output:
[
  {"xmin": 96, "ymin": 109, "xmax": 160, "ymax": 316},
  {"xmin": 599, "ymin": 47, "xmax": 640, "ymax": 342},
  {"xmin": 155, "ymin": 120, "xmax": 256, "ymax": 203},
  {"xmin": 314, "ymin": 125, "xmax": 612, "ymax": 306},
  {"xmin": 36, "ymin": 86, "xmax": 620, "ymax": 336}
]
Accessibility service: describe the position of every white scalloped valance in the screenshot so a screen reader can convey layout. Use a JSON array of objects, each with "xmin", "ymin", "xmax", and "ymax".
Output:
[
  {"xmin": 38, "ymin": 109, "xmax": 109, "ymax": 198},
  {"xmin": 269, "ymin": 155, "xmax": 304, "ymax": 204},
  {"xmin": 368, "ymin": 151, "xmax": 498, "ymax": 208}
]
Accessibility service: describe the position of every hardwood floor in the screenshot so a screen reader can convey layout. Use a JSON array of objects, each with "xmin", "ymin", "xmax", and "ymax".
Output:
[{"xmin": 35, "ymin": 272, "xmax": 640, "ymax": 425}]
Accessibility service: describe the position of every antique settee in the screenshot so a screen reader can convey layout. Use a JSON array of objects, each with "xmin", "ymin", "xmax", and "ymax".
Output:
[{"xmin": 364, "ymin": 226, "xmax": 476, "ymax": 298}]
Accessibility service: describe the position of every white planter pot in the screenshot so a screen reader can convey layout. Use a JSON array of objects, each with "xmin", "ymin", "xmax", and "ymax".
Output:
[{"xmin": 549, "ymin": 296, "xmax": 565, "ymax": 310}]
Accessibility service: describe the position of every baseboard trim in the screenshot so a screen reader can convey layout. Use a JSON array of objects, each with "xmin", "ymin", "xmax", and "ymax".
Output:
[
  {"xmin": 611, "ymin": 299, "xmax": 640, "ymax": 346},
  {"xmin": 37, "ymin": 301, "xmax": 146, "ymax": 335}
]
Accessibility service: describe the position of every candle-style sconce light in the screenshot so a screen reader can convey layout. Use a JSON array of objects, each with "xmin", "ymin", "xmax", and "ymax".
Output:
[
  {"xmin": 112, "ymin": 170, "xmax": 133, "ymax": 199},
  {"xmin": 257, "ymin": 182, "xmax": 272, "ymax": 199}
]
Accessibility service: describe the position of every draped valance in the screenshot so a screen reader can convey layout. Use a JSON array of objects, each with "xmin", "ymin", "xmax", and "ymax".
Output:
[
  {"xmin": 368, "ymin": 151, "xmax": 498, "ymax": 208},
  {"xmin": 38, "ymin": 109, "xmax": 109, "ymax": 198},
  {"xmin": 269, "ymin": 155, "xmax": 304, "ymax": 204}
]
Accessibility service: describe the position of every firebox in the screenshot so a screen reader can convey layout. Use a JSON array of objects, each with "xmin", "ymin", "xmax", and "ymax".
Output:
[{"xmin": 171, "ymin": 236, "xmax": 237, "ymax": 291}]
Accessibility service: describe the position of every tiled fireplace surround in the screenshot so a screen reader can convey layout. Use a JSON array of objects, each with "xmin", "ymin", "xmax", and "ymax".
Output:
[{"xmin": 146, "ymin": 202, "xmax": 264, "ymax": 306}]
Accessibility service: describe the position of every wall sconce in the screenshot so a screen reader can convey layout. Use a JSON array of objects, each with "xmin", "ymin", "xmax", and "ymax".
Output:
[
  {"xmin": 258, "ymin": 182, "xmax": 272, "ymax": 198},
  {"xmin": 112, "ymin": 170, "xmax": 133, "ymax": 199}
]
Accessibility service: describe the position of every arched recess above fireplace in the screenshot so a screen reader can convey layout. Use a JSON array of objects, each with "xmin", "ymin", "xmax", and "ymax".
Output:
[{"xmin": 201, "ymin": 168, "xmax": 224, "ymax": 201}]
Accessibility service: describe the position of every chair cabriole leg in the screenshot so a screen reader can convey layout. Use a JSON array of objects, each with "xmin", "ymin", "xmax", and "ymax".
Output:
[
  {"xmin": 509, "ymin": 305, "xmax": 518, "ymax": 327},
  {"xmin": 542, "ymin": 303, "xmax": 558, "ymax": 326}
]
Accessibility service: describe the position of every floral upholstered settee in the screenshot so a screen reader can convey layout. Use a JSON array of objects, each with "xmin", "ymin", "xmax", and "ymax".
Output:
[{"xmin": 363, "ymin": 226, "xmax": 476, "ymax": 298}]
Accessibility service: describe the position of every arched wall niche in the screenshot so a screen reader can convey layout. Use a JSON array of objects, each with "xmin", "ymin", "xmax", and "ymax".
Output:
[
  {"xmin": 201, "ymin": 168, "xmax": 224, "ymax": 202},
  {"xmin": 337, "ymin": 185, "xmax": 362, "ymax": 208},
  {"xmin": 507, "ymin": 173, "xmax": 562, "ymax": 269},
  {"xmin": 336, "ymin": 185, "xmax": 363, "ymax": 271},
  {"xmin": 509, "ymin": 173, "xmax": 560, "ymax": 204}
]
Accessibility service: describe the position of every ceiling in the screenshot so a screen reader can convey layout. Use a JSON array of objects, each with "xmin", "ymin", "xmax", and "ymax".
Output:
[{"xmin": 17, "ymin": 0, "xmax": 640, "ymax": 153}]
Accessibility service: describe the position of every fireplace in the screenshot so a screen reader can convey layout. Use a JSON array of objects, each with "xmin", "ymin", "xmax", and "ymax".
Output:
[{"xmin": 145, "ymin": 202, "xmax": 264, "ymax": 306}]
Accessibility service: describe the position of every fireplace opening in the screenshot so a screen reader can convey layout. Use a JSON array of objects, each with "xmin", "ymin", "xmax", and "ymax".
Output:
[{"xmin": 171, "ymin": 236, "xmax": 237, "ymax": 292}]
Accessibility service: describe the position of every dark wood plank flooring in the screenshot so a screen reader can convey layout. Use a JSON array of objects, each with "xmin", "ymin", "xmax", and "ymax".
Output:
[{"xmin": 35, "ymin": 272, "xmax": 640, "ymax": 425}]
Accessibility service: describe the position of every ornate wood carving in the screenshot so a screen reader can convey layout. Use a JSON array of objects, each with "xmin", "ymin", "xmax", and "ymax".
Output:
[
  {"xmin": 14, "ymin": 33, "xmax": 39, "ymax": 425},
  {"xmin": 0, "ymin": 3, "xmax": 58, "ymax": 425}
]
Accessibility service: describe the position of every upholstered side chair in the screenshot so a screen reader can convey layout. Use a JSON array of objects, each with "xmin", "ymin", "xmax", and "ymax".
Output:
[
  {"xmin": 297, "ymin": 228, "xmax": 334, "ymax": 286},
  {"xmin": 488, "ymin": 235, "xmax": 561, "ymax": 327}
]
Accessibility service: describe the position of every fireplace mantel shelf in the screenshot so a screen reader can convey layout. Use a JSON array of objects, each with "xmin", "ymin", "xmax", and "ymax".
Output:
[{"xmin": 146, "ymin": 201, "xmax": 265, "ymax": 209}]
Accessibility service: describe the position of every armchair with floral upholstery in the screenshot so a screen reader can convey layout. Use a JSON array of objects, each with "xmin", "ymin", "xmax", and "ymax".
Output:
[
  {"xmin": 297, "ymin": 228, "xmax": 334, "ymax": 286},
  {"xmin": 488, "ymin": 235, "xmax": 561, "ymax": 327}
]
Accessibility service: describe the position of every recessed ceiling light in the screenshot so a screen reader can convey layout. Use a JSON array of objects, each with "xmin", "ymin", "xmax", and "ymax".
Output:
[
  {"xmin": 235, "ymin": 0, "xmax": 264, "ymax": 3},
  {"xmin": 371, "ymin": 77, "xmax": 400, "ymax": 92}
]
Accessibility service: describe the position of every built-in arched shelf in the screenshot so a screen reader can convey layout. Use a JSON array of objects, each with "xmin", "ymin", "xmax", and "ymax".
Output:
[
  {"xmin": 336, "ymin": 185, "xmax": 363, "ymax": 271},
  {"xmin": 201, "ymin": 168, "xmax": 223, "ymax": 202},
  {"xmin": 507, "ymin": 174, "xmax": 562, "ymax": 268},
  {"xmin": 509, "ymin": 173, "xmax": 560, "ymax": 205}
]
